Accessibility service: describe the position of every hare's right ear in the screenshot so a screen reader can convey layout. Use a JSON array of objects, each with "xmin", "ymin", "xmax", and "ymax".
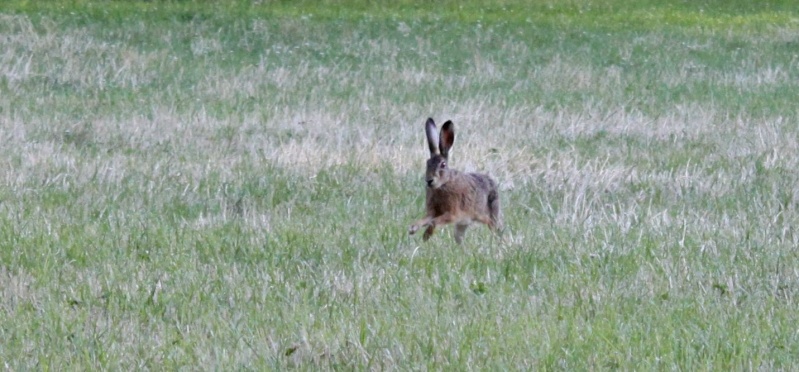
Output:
[
  {"xmin": 439, "ymin": 120, "xmax": 455, "ymax": 158},
  {"xmin": 425, "ymin": 118, "xmax": 439, "ymax": 156}
]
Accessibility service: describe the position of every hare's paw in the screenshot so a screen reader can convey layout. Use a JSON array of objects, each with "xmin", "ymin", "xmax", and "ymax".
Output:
[{"xmin": 408, "ymin": 224, "xmax": 420, "ymax": 235}]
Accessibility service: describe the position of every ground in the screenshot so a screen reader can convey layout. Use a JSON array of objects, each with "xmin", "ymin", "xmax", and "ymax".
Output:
[{"xmin": 1, "ymin": 0, "xmax": 799, "ymax": 369}]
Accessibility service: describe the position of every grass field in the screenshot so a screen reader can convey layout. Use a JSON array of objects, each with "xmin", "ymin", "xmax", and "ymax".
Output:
[{"xmin": 2, "ymin": 0, "xmax": 799, "ymax": 369}]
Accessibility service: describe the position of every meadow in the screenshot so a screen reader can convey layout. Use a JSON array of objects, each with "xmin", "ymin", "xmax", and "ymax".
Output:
[{"xmin": 1, "ymin": 0, "xmax": 799, "ymax": 369}]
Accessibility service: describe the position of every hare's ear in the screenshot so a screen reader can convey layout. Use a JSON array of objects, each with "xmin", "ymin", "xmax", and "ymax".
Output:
[
  {"xmin": 425, "ymin": 118, "xmax": 439, "ymax": 156},
  {"xmin": 439, "ymin": 120, "xmax": 455, "ymax": 158}
]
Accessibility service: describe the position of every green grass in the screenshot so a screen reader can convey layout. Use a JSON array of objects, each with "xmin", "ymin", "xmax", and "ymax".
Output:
[{"xmin": 2, "ymin": 0, "xmax": 799, "ymax": 369}]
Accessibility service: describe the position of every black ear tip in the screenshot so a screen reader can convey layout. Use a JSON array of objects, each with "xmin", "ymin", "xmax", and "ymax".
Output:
[
  {"xmin": 426, "ymin": 117, "xmax": 435, "ymax": 126},
  {"xmin": 442, "ymin": 120, "xmax": 454, "ymax": 130}
]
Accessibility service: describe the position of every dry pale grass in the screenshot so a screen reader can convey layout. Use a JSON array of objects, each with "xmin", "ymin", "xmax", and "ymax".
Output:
[{"xmin": 3, "ymin": 10, "xmax": 793, "ymax": 183}]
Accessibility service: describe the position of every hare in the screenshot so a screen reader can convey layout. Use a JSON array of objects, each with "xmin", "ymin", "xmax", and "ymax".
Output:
[{"xmin": 408, "ymin": 118, "xmax": 502, "ymax": 244}]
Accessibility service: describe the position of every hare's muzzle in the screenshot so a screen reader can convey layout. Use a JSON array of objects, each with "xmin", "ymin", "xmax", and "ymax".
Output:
[{"xmin": 426, "ymin": 179, "xmax": 434, "ymax": 188}]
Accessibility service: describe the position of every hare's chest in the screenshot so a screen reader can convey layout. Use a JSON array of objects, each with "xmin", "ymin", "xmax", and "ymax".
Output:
[{"xmin": 427, "ymin": 188, "xmax": 465, "ymax": 215}]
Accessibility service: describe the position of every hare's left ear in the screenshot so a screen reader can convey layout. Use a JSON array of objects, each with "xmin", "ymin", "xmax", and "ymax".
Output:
[
  {"xmin": 439, "ymin": 120, "xmax": 455, "ymax": 158},
  {"xmin": 425, "ymin": 118, "xmax": 439, "ymax": 157}
]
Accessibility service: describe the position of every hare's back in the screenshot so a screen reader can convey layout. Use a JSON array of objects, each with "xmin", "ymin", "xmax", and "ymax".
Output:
[{"xmin": 467, "ymin": 172, "xmax": 497, "ymax": 194}]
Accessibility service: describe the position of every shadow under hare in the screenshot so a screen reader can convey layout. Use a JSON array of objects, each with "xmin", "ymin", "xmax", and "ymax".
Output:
[{"xmin": 408, "ymin": 118, "xmax": 502, "ymax": 244}]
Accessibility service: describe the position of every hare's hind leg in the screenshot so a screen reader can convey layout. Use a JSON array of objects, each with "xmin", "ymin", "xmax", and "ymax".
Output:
[{"xmin": 487, "ymin": 190, "xmax": 503, "ymax": 233}]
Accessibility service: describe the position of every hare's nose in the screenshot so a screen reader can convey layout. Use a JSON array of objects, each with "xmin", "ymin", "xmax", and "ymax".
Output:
[{"xmin": 426, "ymin": 179, "xmax": 434, "ymax": 187}]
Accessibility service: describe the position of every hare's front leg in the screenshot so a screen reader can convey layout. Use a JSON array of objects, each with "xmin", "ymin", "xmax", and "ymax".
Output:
[
  {"xmin": 430, "ymin": 212, "xmax": 456, "ymax": 227},
  {"xmin": 409, "ymin": 216, "xmax": 433, "ymax": 235},
  {"xmin": 423, "ymin": 226, "xmax": 436, "ymax": 241},
  {"xmin": 454, "ymin": 223, "xmax": 469, "ymax": 244},
  {"xmin": 423, "ymin": 213, "xmax": 456, "ymax": 240},
  {"xmin": 411, "ymin": 213, "xmax": 455, "ymax": 240}
]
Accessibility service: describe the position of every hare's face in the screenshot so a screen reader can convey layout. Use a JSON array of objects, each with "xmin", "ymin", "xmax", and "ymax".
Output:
[{"xmin": 425, "ymin": 154, "xmax": 449, "ymax": 189}]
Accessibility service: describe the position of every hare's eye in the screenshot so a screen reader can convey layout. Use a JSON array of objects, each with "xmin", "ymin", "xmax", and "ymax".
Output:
[{"xmin": 439, "ymin": 161, "xmax": 446, "ymax": 169}]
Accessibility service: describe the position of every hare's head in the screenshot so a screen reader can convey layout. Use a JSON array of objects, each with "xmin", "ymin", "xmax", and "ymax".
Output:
[{"xmin": 424, "ymin": 118, "xmax": 455, "ymax": 189}]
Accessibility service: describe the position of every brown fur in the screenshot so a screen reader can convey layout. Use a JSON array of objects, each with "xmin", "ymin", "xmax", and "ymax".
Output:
[{"xmin": 408, "ymin": 118, "xmax": 502, "ymax": 244}]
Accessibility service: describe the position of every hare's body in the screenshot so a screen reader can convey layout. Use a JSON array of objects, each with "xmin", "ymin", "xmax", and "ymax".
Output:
[{"xmin": 409, "ymin": 118, "xmax": 502, "ymax": 244}]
